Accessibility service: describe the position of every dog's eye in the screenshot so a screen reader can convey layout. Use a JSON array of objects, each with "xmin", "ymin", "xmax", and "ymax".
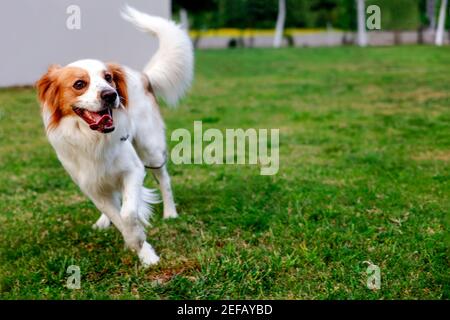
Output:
[
  {"xmin": 105, "ymin": 74, "xmax": 113, "ymax": 83},
  {"xmin": 73, "ymin": 80, "xmax": 87, "ymax": 90}
]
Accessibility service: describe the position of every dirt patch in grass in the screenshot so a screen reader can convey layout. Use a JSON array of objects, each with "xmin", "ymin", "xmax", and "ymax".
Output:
[{"xmin": 412, "ymin": 150, "xmax": 450, "ymax": 162}]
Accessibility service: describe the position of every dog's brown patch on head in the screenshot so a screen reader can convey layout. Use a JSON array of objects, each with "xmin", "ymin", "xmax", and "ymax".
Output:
[
  {"xmin": 36, "ymin": 65, "xmax": 90, "ymax": 130},
  {"xmin": 107, "ymin": 63, "xmax": 128, "ymax": 107}
]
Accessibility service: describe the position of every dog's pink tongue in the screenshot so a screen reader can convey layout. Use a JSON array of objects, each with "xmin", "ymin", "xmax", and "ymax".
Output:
[{"xmin": 89, "ymin": 114, "xmax": 113, "ymax": 131}]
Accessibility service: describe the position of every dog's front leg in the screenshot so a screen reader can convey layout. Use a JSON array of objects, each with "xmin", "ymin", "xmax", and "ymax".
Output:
[
  {"xmin": 93, "ymin": 193, "xmax": 121, "ymax": 230},
  {"xmin": 89, "ymin": 194, "xmax": 125, "ymax": 234},
  {"xmin": 121, "ymin": 170, "xmax": 159, "ymax": 266}
]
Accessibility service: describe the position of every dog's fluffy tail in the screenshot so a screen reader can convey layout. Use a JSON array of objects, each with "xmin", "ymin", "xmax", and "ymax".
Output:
[
  {"xmin": 138, "ymin": 187, "xmax": 161, "ymax": 227},
  {"xmin": 121, "ymin": 5, "xmax": 194, "ymax": 106}
]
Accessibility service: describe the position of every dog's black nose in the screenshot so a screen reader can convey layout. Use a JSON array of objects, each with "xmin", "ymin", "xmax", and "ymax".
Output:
[{"xmin": 100, "ymin": 89, "xmax": 118, "ymax": 104}]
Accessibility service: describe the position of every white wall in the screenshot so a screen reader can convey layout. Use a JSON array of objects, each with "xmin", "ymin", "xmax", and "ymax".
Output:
[{"xmin": 0, "ymin": 0, "xmax": 171, "ymax": 87}]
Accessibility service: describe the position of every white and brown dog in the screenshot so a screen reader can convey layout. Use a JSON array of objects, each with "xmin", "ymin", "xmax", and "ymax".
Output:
[{"xmin": 36, "ymin": 7, "xmax": 193, "ymax": 266}]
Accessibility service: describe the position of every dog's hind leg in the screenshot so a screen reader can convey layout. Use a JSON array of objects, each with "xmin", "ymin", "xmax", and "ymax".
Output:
[
  {"xmin": 134, "ymin": 132, "xmax": 178, "ymax": 219},
  {"xmin": 151, "ymin": 164, "xmax": 178, "ymax": 219}
]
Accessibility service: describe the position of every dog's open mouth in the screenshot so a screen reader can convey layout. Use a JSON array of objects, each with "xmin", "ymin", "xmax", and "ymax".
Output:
[{"xmin": 73, "ymin": 107, "xmax": 115, "ymax": 133}]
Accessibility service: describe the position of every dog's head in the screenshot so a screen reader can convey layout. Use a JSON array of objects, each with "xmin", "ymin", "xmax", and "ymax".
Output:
[{"xmin": 36, "ymin": 59, "xmax": 128, "ymax": 133}]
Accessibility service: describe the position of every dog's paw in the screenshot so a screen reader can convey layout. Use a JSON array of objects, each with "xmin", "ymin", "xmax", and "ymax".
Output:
[
  {"xmin": 139, "ymin": 242, "xmax": 160, "ymax": 267},
  {"xmin": 92, "ymin": 214, "xmax": 111, "ymax": 230},
  {"xmin": 163, "ymin": 208, "xmax": 178, "ymax": 219}
]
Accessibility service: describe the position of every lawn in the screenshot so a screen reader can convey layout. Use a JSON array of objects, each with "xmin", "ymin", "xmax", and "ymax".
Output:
[{"xmin": 0, "ymin": 46, "xmax": 448, "ymax": 299}]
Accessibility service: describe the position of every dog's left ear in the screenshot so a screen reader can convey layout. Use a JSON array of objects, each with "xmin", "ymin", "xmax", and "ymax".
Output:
[
  {"xmin": 107, "ymin": 63, "xmax": 128, "ymax": 107},
  {"xmin": 36, "ymin": 64, "xmax": 61, "ymax": 107}
]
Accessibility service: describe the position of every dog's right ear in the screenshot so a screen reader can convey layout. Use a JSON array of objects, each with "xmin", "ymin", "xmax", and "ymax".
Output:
[{"xmin": 36, "ymin": 65, "xmax": 61, "ymax": 107}]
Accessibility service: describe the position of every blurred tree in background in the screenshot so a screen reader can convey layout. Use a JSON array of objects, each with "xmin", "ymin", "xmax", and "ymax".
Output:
[{"xmin": 172, "ymin": 0, "xmax": 437, "ymax": 30}]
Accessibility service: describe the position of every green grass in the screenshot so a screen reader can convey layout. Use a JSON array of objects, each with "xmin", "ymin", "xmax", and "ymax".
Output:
[{"xmin": 0, "ymin": 46, "xmax": 449, "ymax": 299}]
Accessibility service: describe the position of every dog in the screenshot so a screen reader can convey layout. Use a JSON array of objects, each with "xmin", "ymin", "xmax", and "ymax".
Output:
[{"xmin": 35, "ymin": 6, "xmax": 193, "ymax": 266}]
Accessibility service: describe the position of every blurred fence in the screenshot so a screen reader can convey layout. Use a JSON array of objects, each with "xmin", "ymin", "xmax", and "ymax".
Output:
[{"xmin": 191, "ymin": 29, "xmax": 449, "ymax": 49}]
